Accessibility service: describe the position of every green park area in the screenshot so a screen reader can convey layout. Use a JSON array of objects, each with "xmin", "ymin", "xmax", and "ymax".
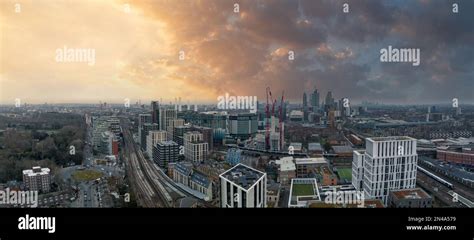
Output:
[
  {"xmin": 72, "ymin": 169, "xmax": 103, "ymax": 182},
  {"xmin": 337, "ymin": 168, "xmax": 352, "ymax": 182}
]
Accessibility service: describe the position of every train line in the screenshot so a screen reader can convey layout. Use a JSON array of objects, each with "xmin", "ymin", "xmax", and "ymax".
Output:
[
  {"xmin": 120, "ymin": 117, "xmax": 191, "ymax": 208},
  {"xmin": 122, "ymin": 126, "xmax": 162, "ymax": 207}
]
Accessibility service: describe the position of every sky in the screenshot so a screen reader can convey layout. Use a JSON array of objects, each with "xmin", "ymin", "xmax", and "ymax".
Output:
[{"xmin": 1, "ymin": 0, "xmax": 473, "ymax": 105}]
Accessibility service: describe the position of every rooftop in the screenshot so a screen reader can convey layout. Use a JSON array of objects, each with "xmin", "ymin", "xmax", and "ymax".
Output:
[
  {"xmin": 289, "ymin": 142, "xmax": 302, "ymax": 151},
  {"xmin": 332, "ymin": 145, "xmax": 354, "ymax": 153},
  {"xmin": 191, "ymin": 171, "xmax": 211, "ymax": 188},
  {"xmin": 294, "ymin": 157, "xmax": 327, "ymax": 165},
  {"xmin": 288, "ymin": 178, "xmax": 320, "ymax": 207},
  {"xmin": 158, "ymin": 140, "xmax": 178, "ymax": 146},
  {"xmin": 308, "ymin": 143, "xmax": 323, "ymax": 151},
  {"xmin": 23, "ymin": 166, "xmax": 50, "ymax": 177},
  {"xmin": 368, "ymin": 136, "xmax": 416, "ymax": 142},
  {"xmin": 275, "ymin": 157, "xmax": 296, "ymax": 172},
  {"xmin": 390, "ymin": 188, "xmax": 431, "ymax": 200},
  {"xmin": 220, "ymin": 163, "xmax": 265, "ymax": 190}
]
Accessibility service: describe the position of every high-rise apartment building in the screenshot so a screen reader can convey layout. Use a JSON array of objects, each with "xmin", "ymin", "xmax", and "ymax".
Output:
[
  {"xmin": 159, "ymin": 108, "xmax": 177, "ymax": 131},
  {"xmin": 184, "ymin": 131, "xmax": 208, "ymax": 163},
  {"xmin": 23, "ymin": 166, "xmax": 51, "ymax": 193},
  {"xmin": 153, "ymin": 140, "xmax": 180, "ymax": 169},
  {"xmin": 166, "ymin": 118, "xmax": 185, "ymax": 141},
  {"xmin": 146, "ymin": 130, "xmax": 167, "ymax": 158},
  {"xmin": 219, "ymin": 163, "xmax": 267, "ymax": 208},
  {"xmin": 353, "ymin": 136, "xmax": 418, "ymax": 205}
]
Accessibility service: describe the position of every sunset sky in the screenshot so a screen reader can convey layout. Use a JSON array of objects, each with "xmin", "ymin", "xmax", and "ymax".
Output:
[{"xmin": 1, "ymin": 0, "xmax": 473, "ymax": 105}]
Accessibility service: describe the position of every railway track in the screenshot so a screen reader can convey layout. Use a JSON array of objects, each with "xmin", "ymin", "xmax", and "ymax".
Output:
[
  {"xmin": 121, "ymin": 118, "xmax": 190, "ymax": 207},
  {"xmin": 122, "ymin": 122, "xmax": 163, "ymax": 207}
]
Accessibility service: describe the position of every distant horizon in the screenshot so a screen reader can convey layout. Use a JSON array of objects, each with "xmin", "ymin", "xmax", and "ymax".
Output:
[{"xmin": 1, "ymin": 100, "xmax": 474, "ymax": 107}]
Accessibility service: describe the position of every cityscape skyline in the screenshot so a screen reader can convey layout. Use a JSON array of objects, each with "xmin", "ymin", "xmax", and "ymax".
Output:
[
  {"xmin": 1, "ymin": 1, "xmax": 474, "ymax": 236},
  {"xmin": 1, "ymin": 0, "xmax": 473, "ymax": 104}
]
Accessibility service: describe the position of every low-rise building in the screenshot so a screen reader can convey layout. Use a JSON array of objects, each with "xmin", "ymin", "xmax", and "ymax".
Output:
[
  {"xmin": 267, "ymin": 182, "xmax": 281, "ymax": 208},
  {"xmin": 295, "ymin": 157, "xmax": 328, "ymax": 178},
  {"xmin": 288, "ymin": 178, "xmax": 320, "ymax": 208},
  {"xmin": 275, "ymin": 157, "xmax": 296, "ymax": 185},
  {"xmin": 388, "ymin": 188, "xmax": 432, "ymax": 208},
  {"xmin": 173, "ymin": 162, "xmax": 213, "ymax": 201}
]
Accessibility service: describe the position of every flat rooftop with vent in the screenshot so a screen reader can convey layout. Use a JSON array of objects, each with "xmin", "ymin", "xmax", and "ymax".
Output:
[{"xmin": 219, "ymin": 163, "xmax": 265, "ymax": 190}]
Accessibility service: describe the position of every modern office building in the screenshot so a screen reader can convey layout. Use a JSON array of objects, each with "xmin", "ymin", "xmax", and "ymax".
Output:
[
  {"xmin": 179, "ymin": 111, "xmax": 228, "ymax": 130},
  {"xmin": 166, "ymin": 118, "xmax": 185, "ymax": 141},
  {"xmin": 151, "ymin": 101, "xmax": 160, "ymax": 124},
  {"xmin": 228, "ymin": 113, "xmax": 258, "ymax": 139},
  {"xmin": 213, "ymin": 128, "xmax": 226, "ymax": 146},
  {"xmin": 184, "ymin": 131, "xmax": 208, "ymax": 163},
  {"xmin": 91, "ymin": 116, "xmax": 121, "ymax": 151},
  {"xmin": 303, "ymin": 92, "xmax": 308, "ymax": 108},
  {"xmin": 219, "ymin": 163, "xmax": 267, "ymax": 208},
  {"xmin": 191, "ymin": 126, "xmax": 214, "ymax": 151},
  {"xmin": 159, "ymin": 108, "xmax": 177, "ymax": 131},
  {"xmin": 324, "ymin": 91, "xmax": 335, "ymax": 110},
  {"xmin": 23, "ymin": 166, "xmax": 51, "ymax": 193},
  {"xmin": 138, "ymin": 114, "xmax": 152, "ymax": 146},
  {"xmin": 289, "ymin": 110, "xmax": 304, "ymax": 122},
  {"xmin": 310, "ymin": 88, "xmax": 319, "ymax": 110},
  {"xmin": 359, "ymin": 136, "xmax": 418, "ymax": 205},
  {"xmin": 153, "ymin": 140, "xmax": 180, "ymax": 169},
  {"xmin": 140, "ymin": 123, "xmax": 159, "ymax": 150},
  {"xmin": 138, "ymin": 113, "xmax": 152, "ymax": 128},
  {"xmin": 173, "ymin": 125, "xmax": 192, "ymax": 146},
  {"xmin": 98, "ymin": 131, "xmax": 115, "ymax": 156},
  {"xmin": 146, "ymin": 130, "xmax": 167, "ymax": 159}
]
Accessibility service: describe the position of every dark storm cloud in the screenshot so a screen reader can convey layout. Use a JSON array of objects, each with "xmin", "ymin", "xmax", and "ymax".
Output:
[{"xmin": 133, "ymin": 0, "xmax": 474, "ymax": 103}]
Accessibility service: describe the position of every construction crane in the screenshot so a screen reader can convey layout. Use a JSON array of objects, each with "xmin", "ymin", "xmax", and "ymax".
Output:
[{"xmin": 266, "ymin": 87, "xmax": 284, "ymax": 151}]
